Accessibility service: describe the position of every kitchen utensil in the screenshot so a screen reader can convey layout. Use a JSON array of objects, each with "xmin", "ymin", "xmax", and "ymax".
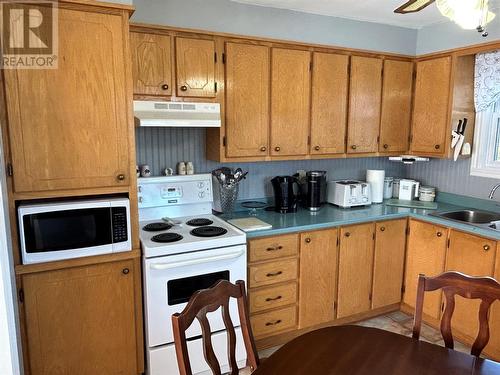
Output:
[
  {"xmin": 271, "ymin": 176, "xmax": 301, "ymax": 213},
  {"xmin": 451, "ymin": 119, "xmax": 463, "ymax": 148},
  {"xmin": 162, "ymin": 217, "xmax": 182, "ymax": 226},
  {"xmin": 453, "ymin": 118, "xmax": 468, "ymax": 161},
  {"xmin": 367, "ymin": 170, "xmax": 385, "ymax": 203}
]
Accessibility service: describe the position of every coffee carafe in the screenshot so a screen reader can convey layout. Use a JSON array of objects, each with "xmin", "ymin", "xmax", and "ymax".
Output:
[
  {"xmin": 305, "ymin": 171, "xmax": 327, "ymax": 211},
  {"xmin": 271, "ymin": 176, "xmax": 300, "ymax": 213}
]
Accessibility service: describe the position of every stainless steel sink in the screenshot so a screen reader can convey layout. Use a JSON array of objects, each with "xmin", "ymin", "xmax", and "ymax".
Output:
[{"xmin": 431, "ymin": 210, "xmax": 500, "ymax": 232}]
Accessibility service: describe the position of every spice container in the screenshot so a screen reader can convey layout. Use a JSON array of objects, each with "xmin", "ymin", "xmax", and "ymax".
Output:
[{"xmin": 419, "ymin": 186, "xmax": 436, "ymax": 202}]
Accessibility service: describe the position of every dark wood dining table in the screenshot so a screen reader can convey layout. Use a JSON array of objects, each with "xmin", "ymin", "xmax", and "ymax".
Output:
[{"xmin": 252, "ymin": 325, "xmax": 500, "ymax": 375}]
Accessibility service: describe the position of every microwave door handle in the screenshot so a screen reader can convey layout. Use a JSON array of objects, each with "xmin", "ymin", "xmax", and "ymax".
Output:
[{"xmin": 149, "ymin": 249, "xmax": 245, "ymax": 270}]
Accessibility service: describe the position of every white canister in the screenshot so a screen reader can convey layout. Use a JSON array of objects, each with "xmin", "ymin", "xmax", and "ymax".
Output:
[
  {"xmin": 186, "ymin": 161, "xmax": 194, "ymax": 175},
  {"xmin": 177, "ymin": 162, "xmax": 186, "ymax": 175},
  {"xmin": 419, "ymin": 186, "xmax": 436, "ymax": 202},
  {"xmin": 366, "ymin": 169, "xmax": 385, "ymax": 203},
  {"xmin": 383, "ymin": 177, "xmax": 394, "ymax": 199}
]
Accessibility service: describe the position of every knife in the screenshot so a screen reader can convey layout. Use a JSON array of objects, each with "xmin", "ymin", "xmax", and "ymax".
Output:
[
  {"xmin": 453, "ymin": 118, "xmax": 467, "ymax": 161},
  {"xmin": 451, "ymin": 119, "xmax": 462, "ymax": 148}
]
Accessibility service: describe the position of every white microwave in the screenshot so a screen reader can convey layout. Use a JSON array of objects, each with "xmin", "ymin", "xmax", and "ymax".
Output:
[{"xmin": 18, "ymin": 198, "xmax": 131, "ymax": 264}]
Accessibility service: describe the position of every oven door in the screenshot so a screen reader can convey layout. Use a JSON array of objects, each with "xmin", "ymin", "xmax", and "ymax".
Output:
[{"xmin": 144, "ymin": 245, "xmax": 247, "ymax": 347}]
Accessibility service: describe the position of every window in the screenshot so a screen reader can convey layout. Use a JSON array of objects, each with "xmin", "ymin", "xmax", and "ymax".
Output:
[{"xmin": 471, "ymin": 99, "xmax": 500, "ymax": 178}]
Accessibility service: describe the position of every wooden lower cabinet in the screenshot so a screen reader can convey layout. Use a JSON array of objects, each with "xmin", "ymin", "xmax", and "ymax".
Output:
[
  {"xmin": 486, "ymin": 254, "xmax": 500, "ymax": 360},
  {"xmin": 445, "ymin": 231, "xmax": 497, "ymax": 342},
  {"xmin": 251, "ymin": 306, "xmax": 298, "ymax": 339},
  {"xmin": 337, "ymin": 223, "xmax": 375, "ymax": 318},
  {"xmin": 372, "ymin": 219, "xmax": 407, "ymax": 309},
  {"xmin": 298, "ymin": 229, "xmax": 338, "ymax": 329},
  {"xmin": 22, "ymin": 259, "xmax": 140, "ymax": 375},
  {"xmin": 403, "ymin": 220, "xmax": 448, "ymax": 320}
]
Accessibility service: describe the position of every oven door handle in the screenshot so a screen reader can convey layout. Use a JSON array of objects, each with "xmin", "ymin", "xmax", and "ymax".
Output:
[{"xmin": 149, "ymin": 249, "xmax": 245, "ymax": 270}]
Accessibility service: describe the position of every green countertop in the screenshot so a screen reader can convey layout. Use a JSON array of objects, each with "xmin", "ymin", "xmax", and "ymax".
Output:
[{"xmin": 221, "ymin": 199, "xmax": 500, "ymax": 240}]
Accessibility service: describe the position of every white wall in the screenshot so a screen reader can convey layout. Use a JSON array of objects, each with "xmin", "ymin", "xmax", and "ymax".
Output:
[{"xmin": 0, "ymin": 134, "xmax": 21, "ymax": 374}]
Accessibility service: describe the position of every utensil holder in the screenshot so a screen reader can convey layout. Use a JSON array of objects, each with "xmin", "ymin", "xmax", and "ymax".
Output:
[{"xmin": 212, "ymin": 177, "xmax": 240, "ymax": 214}]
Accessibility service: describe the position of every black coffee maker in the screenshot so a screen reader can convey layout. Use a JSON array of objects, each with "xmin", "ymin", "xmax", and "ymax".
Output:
[
  {"xmin": 271, "ymin": 176, "xmax": 300, "ymax": 213},
  {"xmin": 304, "ymin": 171, "xmax": 327, "ymax": 211}
]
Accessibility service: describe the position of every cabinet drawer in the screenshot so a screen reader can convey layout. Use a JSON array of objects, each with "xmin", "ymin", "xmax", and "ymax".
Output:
[
  {"xmin": 248, "ymin": 259, "xmax": 298, "ymax": 288},
  {"xmin": 251, "ymin": 306, "xmax": 297, "ymax": 338},
  {"xmin": 249, "ymin": 283, "xmax": 297, "ymax": 314},
  {"xmin": 249, "ymin": 234, "xmax": 299, "ymax": 263}
]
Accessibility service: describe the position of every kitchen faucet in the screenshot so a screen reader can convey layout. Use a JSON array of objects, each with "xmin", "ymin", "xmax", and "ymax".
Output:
[{"xmin": 489, "ymin": 183, "xmax": 500, "ymax": 199}]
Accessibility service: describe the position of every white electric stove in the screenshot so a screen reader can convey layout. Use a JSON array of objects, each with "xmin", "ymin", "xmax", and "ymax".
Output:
[{"xmin": 138, "ymin": 174, "xmax": 247, "ymax": 375}]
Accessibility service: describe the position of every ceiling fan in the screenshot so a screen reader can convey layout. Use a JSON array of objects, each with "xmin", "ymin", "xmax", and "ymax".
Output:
[{"xmin": 394, "ymin": 0, "xmax": 496, "ymax": 36}]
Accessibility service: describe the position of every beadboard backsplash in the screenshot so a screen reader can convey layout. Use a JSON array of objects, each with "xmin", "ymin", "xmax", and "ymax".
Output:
[{"xmin": 136, "ymin": 128, "xmax": 406, "ymax": 199}]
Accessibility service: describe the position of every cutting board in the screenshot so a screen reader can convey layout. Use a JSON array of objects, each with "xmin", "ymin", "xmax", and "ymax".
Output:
[
  {"xmin": 385, "ymin": 199, "xmax": 438, "ymax": 210},
  {"xmin": 227, "ymin": 217, "xmax": 272, "ymax": 232}
]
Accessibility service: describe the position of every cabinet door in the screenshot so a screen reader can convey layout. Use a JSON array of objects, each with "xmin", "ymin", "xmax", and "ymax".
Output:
[
  {"xmin": 22, "ymin": 260, "xmax": 138, "ymax": 374},
  {"xmin": 379, "ymin": 60, "xmax": 413, "ymax": 153},
  {"xmin": 372, "ymin": 219, "xmax": 407, "ymax": 309},
  {"xmin": 270, "ymin": 48, "xmax": 311, "ymax": 156},
  {"xmin": 446, "ymin": 231, "xmax": 496, "ymax": 340},
  {"xmin": 4, "ymin": 8, "xmax": 130, "ymax": 193},
  {"xmin": 337, "ymin": 223, "xmax": 375, "ymax": 318},
  {"xmin": 175, "ymin": 37, "xmax": 216, "ymax": 97},
  {"xmin": 310, "ymin": 53, "xmax": 349, "ymax": 155},
  {"xmin": 403, "ymin": 220, "xmax": 448, "ymax": 320},
  {"xmin": 298, "ymin": 229, "xmax": 338, "ymax": 329},
  {"xmin": 347, "ymin": 56, "xmax": 383, "ymax": 154},
  {"xmin": 486, "ymin": 251, "xmax": 500, "ymax": 360},
  {"xmin": 225, "ymin": 42, "xmax": 270, "ymax": 158},
  {"xmin": 410, "ymin": 56, "xmax": 452, "ymax": 155},
  {"xmin": 131, "ymin": 32, "xmax": 172, "ymax": 96}
]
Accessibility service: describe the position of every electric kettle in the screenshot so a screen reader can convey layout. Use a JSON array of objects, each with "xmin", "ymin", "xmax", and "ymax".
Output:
[{"xmin": 271, "ymin": 176, "xmax": 301, "ymax": 213}]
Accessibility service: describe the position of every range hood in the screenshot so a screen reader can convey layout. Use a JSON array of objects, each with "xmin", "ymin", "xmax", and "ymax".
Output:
[{"xmin": 133, "ymin": 101, "xmax": 221, "ymax": 127}]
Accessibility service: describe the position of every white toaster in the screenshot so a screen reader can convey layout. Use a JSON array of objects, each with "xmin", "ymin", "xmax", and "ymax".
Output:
[{"xmin": 327, "ymin": 180, "xmax": 372, "ymax": 208}]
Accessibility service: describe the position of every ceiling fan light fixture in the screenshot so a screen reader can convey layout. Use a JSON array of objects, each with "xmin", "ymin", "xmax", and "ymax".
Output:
[{"xmin": 436, "ymin": 0, "xmax": 496, "ymax": 29}]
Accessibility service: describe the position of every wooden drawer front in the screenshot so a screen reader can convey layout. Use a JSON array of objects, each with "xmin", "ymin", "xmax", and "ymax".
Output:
[
  {"xmin": 250, "ymin": 283, "xmax": 297, "ymax": 314},
  {"xmin": 249, "ymin": 234, "xmax": 299, "ymax": 263},
  {"xmin": 249, "ymin": 259, "xmax": 298, "ymax": 288},
  {"xmin": 251, "ymin": 306, "xmax": 297, "ymax": 338}
]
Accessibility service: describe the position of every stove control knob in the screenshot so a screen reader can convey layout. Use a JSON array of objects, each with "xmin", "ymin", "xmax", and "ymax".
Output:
[
  {"xmin": 198, "ymin": 182, "xmax": 205, "ymax": 189},
  {"xmin": 198, "ymin": 191, "xmax": 205, "ymax": 198}
]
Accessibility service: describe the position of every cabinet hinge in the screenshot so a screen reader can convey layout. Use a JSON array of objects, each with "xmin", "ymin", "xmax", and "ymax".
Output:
[
  {"xmin": 222, "ymin": 53, "xmax": 226, "ymax": 64},
  {"xmin": 336, "ymin": 237, "xmax": 339, "ymax": 247},
  {"xmin": 401, "ymin": 284, "xmax": 406, "ymax": 294},
  {"xmin": 214, "ymin": 82, "xmax": 218, "ymax": 93},
  {"xmin": 447, "ymin": 238, "xmax": 450, "ymax": 248},
  {"xmin": 222, "ymin": 136, "xmax": 227, "ymax": 147},
  {"xmin": 6, "ymin": 163, "xmax": 13, "ymax": 177},
  {"xmin": 406, "ymin": 226, "xmax": 410, "ymax": 236},
  {"xmin": 369, "ymin": 293, "xmax": 373, "ymax": 301},
  {"xmin": 18, "ymin": 289, "xmax": 24, "ymax": 303},
  {"xmin": 214, "ymin": 52, "xmax": 217, "ymax": 63},
  {"xmin": 413, "ymin": 70, "xmax": 417, "ymax": 80}
]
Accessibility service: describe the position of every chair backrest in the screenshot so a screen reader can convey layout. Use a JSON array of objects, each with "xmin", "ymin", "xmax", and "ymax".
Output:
[
  {"xmin": 412, "ymin": 271, "xmax": 500, "ymax": 356},
  {"xmin": 171, "ymin": 280, "xmax": 259, "ymax": 375}
]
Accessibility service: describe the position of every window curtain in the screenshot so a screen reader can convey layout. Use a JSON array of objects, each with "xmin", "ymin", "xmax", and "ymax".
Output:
[{"xmin": 474, "ymin": 49, "xmax": 500, "ymax": 112}]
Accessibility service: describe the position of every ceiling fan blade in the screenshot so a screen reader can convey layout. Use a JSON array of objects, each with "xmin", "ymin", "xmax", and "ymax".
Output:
[{"xmin": 394, "ymin": 0, "xmax": 435, "ymax": 13}]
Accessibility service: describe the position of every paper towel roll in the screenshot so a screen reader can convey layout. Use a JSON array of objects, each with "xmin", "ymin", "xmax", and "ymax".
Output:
[{"xmin": 367, "ymin": 170, "xmax": 385, "ymax": 203}]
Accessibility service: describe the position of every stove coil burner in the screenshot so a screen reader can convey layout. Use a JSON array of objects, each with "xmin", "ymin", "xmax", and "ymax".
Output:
[
  {"xmin": 186, "ymin": 218, "xmax": 214, "ymax": 227},
  {"xmin": 190, "ymin": 226, "xmax": 228, "ymax": 238},
  {"xmin": 143, "ymin": 222, "xmax": 172, "ymax": 232},
  {"xmin": 151, "ymin": 233, "xmax": 183, "ymax": 243}
]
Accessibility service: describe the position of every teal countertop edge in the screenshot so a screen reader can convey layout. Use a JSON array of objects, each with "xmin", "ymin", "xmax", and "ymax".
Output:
[{"xmin": 221, "ymin": 192, "xmax": 500, "ymax": 240}]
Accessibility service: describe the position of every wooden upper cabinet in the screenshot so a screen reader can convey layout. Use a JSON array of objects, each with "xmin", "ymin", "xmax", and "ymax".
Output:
[
  {"xmin": 372, "ymin": 219, "xmax": 407, "ymax": 309},
  {"xmin": 310, "ymin": 53, "xmax": 349, "ymax": 155},
  {"xmin": 404, "ymin": 220, "xmax": 448, "ymax": 320},
  {"xmin": 446, "ymin": 231, "xmax": 496, "ymax": 341},
  {"xmin": 131, "ymin": 32, "xmax": 172, "ymax": 96},
  {"xmin": 3, "ymin": 8, "xmax": 130, "ymax": 193},
  {"xmin": 225, "ymin": 42, "xmax": 270, "ymax": 158},
  {"xmin": 337, "ymin": 223, "xmax": 375, "ymax": 318},
  {"xmin": 175, "ymin": 37, "xmax": 216, "ymax": 98},
  {"xmin": 410, "ymin": 56, "xmax": 452, "ymax": 155},
  {"xmin": 22, "ymin": 260, "xmax": 138, "ymax": 375},
  {"xmin": 298, "ymin": 229, "xmax": 338, "ymax": 329},
  {"xmin": 380, "ymin": 60, "xmax": 413, "ymax": 153},
  {"xmin": 270, "ymin": 48, "xmax": 311, "ymax": 156},
  {"xmin": 347, "ymin": 56, "xmax": 383, "ymax": 154}
]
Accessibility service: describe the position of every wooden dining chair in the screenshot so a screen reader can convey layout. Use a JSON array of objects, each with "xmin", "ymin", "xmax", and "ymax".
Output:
[
  {"xmin": 412, "ymin": 271, "xmax": 500, "ymax": 356},
  {"xmin": 172, "ymin": 280, "xmax": 260, "ymax": 375}
]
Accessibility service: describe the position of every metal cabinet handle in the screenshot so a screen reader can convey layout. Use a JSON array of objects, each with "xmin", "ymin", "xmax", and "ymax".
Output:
[
  {"xmin": 380, "ymin": 226, "xmax": 386, "ymax": 232},
  {"xmin": 383, "ymin": 144, "xmax": 389, "ymax": 149},
  {"xmin": 436, "ymin": 232, "xmax": 443, "ymax": 237},
  {"xmin": 345, "ymin": 232, "xmax": 351, "ymax": 237},
  {"xmin": 161, "ymin": 83, "xmax": 169, "ymax": 90},
  {"xmin": 305, "ymin": 238, "xmax": 312, "ymax": 243},
  {"xmin": 265, "ymin": 295, "xmax": 282, "ymax": 302},
  {"xmin": 483, "ymin": 245, "xmax": 490, "ymax": 251},
  {"xmin": 314, "ymin": 146, "xmax": 320, "ymax": 151},
  {"xmin": 351, "ymin": 145, "xmax": 357, "ymax": 150},
  {"xmin": 266, "ymin": 271, "xmax": 283, "ymax": 277},
  {"xmin": 435, "ymin": 144, "xmax": 441, "ymax": 150},
  {"xmin": 260, "ymin": 146, "xmax": 267, "ymax": 152},
  {"xmin": 274, "ymin": 146, "xmax": 281, "ymax": 152},
  {"xmin": 265, "ymin": 319, "xmax": 282, "ymax": 326},
  {"xmin": 180, "ymin": 85, "xmax": 188, "ymax": 91},
  {"xmin": 117, "ymin": 174, "xmax": 126, "ymax": 181},
  {"xmin": 122, "ymin": 268, "xmax": 130, "ymax": 275}
]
